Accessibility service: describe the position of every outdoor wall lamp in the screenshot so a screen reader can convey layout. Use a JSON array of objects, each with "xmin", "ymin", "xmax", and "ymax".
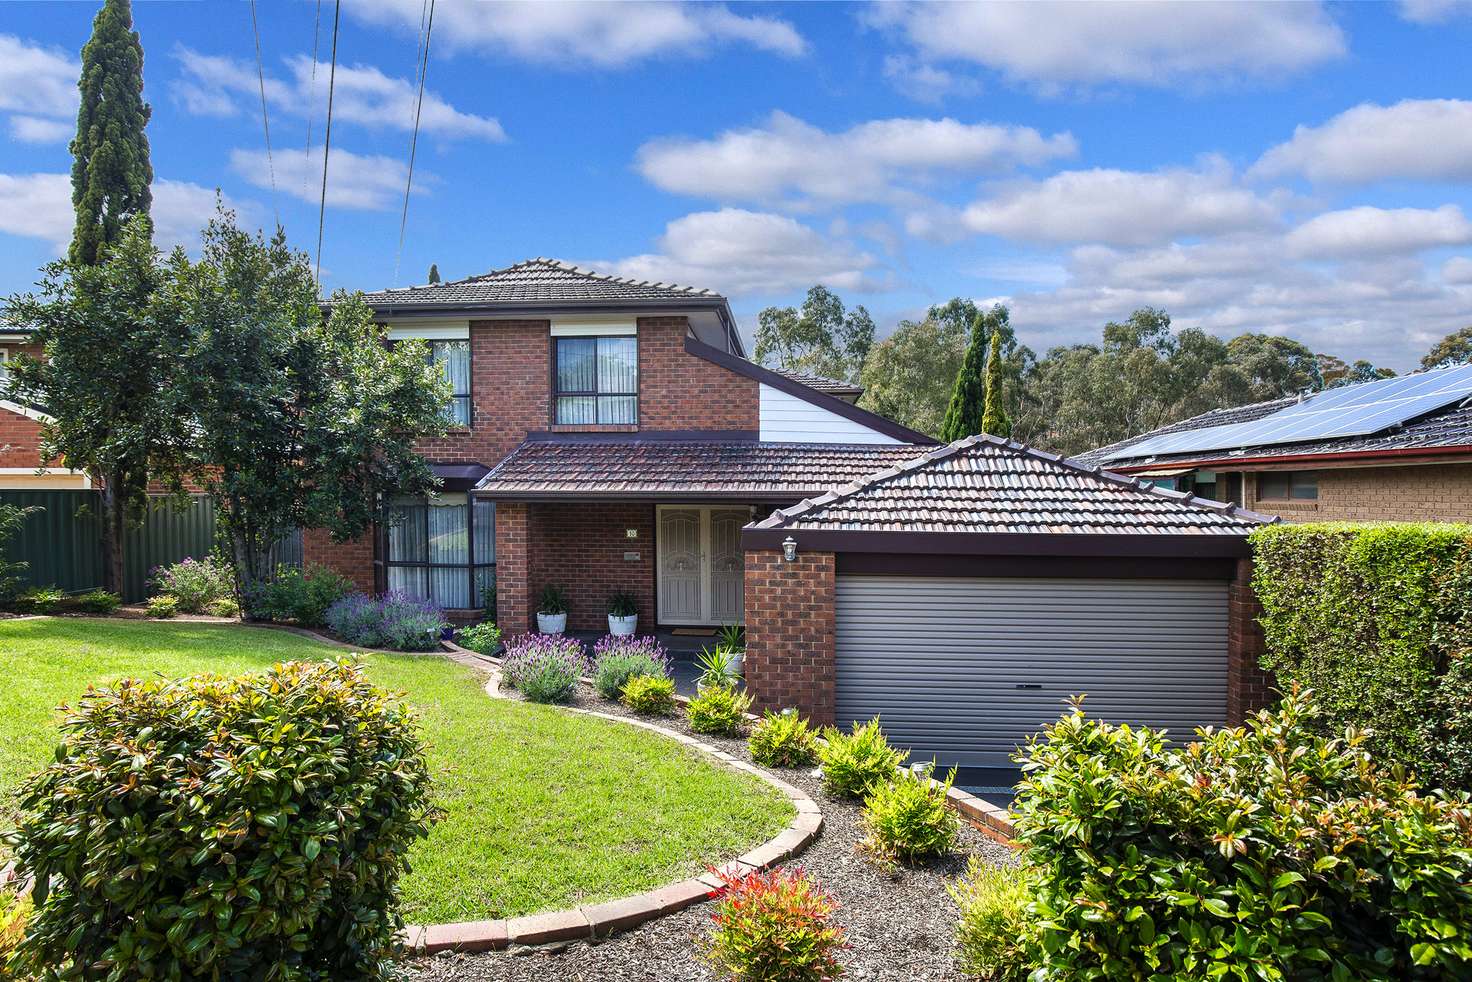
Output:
[{"xmin": 782, "ymin": 536, "xmax": 797, "ymax": 562}]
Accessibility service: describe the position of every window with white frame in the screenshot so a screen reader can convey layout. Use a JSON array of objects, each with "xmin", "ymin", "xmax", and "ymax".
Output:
[
  {"xmin": 385, "ymin": 494, "xmax": 494, "ymax": 609},
  {"xmin": 554, "ymin": 335, "xmax": 637, "ymax": 424},
  {"xmin": 428, "ymin": 340, "xmax": 471, "ymax": 427}
]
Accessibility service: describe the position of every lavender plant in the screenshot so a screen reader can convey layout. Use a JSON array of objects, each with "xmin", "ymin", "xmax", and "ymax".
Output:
[
  {"xmin": 502, "ymin": 634, "xmax": 588, "ymax": 703},
  {"xmin": 591, "ymin": 635, "xmax": 671, "ymax": 700},
  {"xmin": 325, "ymin": 591, "xmax": 448, "ymax": 652}
]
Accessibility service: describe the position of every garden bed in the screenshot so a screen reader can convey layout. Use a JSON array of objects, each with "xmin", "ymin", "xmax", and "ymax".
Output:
[{"xmin": 411, "ymin": 677, "xmax": 1017, "ymax": 981}]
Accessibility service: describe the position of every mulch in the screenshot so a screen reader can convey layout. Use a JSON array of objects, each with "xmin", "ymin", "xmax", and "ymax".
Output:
[{"xmin": 406, "ymin": 679, "xmax": 1014, "ymax": 982}]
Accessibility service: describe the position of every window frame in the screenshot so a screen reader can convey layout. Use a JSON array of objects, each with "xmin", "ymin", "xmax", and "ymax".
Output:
[
  {"xmin": 382, "ymin": 493, "xmax": 495, "ymax": 610},
  {"xmin": 427, "ymin": 339, "xmax": 472, "ymax": 429},
  {"xmin": 552, "ymin": 334, "xmax": 639, "ymax": 426},
  {"xmin": 1257, "ymin": 470, "xmax": 1319, "ymax": 501}
]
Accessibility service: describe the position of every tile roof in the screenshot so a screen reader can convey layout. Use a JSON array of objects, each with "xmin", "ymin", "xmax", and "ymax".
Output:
[
  {"xmin": 360, "ymin": 258, "xmax": 726, "ymax": 309},
  {"xmin": 1081, "ymin": 394, "xmax": 1472, "ymax": 469},
  {"xmin": 753, "ymin": 435, "xmax": 1272, "ymax": 536},
  {"xmin": 476, "ymin": 439, "xmax": 926, "ymax": 499},
  {"xmin": 771, "ymin": 368, "xmax": 863, "ymax": 396}
]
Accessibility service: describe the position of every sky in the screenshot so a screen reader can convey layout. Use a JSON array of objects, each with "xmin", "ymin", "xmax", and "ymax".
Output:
[{"xmin": 1, "ymin": 1, "xmax": 1471, "ymax": 371}]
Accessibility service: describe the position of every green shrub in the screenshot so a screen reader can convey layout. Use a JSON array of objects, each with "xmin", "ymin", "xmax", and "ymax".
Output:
[
  {"xmin": 247, "ymin": 564, "xmax": 353, "ymax": 627},
  {"xmin": 5, "ymin": 659, "xmax": 436, "ymax": 981},
  {"xmin": 74, "ymin": 589, "xmax": 121, "ymax": 614},
  {"xmin": 949, "ymin": 860, "xmax": 1036, "ymax": 981},
  {"xmin": 686, "ymin": 683, "xmax": 753, "ymax": 736},
  {"xmin": 15, "ymin": 586, "xmax": 65, "ymax": 615},
  {"xmin": 591, "ymin": 636, "xmax": 670, "ymax": 700},
  {"xmin": 748, "ymin": 710, "xmax": 820, "ymax": 768},
  {"xmin": 818, "ymin": 717, "xmax": 907, "ymax": 799},
  {"xmin": 457, "ymin": 620, "xmax": 503, "ymax": 654},
  {"xmin": 150, "ymin": 555, "xmax": 234, "ymax": 613},
  {"xmin": 145, "ymin": 593, "xmax": 179, "ymax": 619},
  {"xmin": 0, "ymin": 883, "xmax": 31, "ymax": 975},
  {"xmin": 860, "ymin": 765, "xmax": 959, "ymax": 864},
  {"xmin": 205, "ymin": 596, "xmax": 241, "ymax": 618},
  {"xmin": 0, "ymin": 502, "xmax": 39, "ymax": 604},
  {"xmin": 694, "ymin": 643, "xmax": 742, "ymax": 689},
  {"xmin": 1012, "ymin": 690, "xmax": 1472, "ymax": 980},
  {"xmin": 702, "ymin": 866, "xmax": 846, "ymax": 982},
  {"xmin": 622, "ymin": 674, "xmax": 676, "ymax": 716},
  {"xmin": 1250, "ymin": 521, "xmax": 1472, "ymax": 787}
]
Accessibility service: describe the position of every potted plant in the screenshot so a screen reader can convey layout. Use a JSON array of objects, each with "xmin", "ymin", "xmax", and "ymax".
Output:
[
  {"xmin": 717, "ymin": 623, "xmax": 745, "ymax": 675},
  {"xmin": 536, "ymin": 585, "xmax": 568, "ymax": 634},
  {"xmin": 607, "ymin": 591, "xmax": 638, "ymax": 636}
]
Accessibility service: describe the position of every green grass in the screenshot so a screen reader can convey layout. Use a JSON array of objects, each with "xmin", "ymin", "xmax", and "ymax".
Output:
[{"xmin": 0, "ymin": 618, "xmax": 793, "ymax": 923}]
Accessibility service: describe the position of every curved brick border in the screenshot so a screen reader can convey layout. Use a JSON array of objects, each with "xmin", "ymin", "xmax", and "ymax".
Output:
[{"xmin": 396, "ymin": 660, "xmax": 823, "ymax": 955}]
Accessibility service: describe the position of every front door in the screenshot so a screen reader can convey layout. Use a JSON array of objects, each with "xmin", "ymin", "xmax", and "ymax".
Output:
[{"xmin": 657, "ymin": 505, "xmax": 748, "ymax": 625}]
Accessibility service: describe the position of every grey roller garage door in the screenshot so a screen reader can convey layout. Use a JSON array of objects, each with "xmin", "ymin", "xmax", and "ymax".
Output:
[{"xmin": 835, "ymin": 575, "xmax": 1229, "ymax": 768}]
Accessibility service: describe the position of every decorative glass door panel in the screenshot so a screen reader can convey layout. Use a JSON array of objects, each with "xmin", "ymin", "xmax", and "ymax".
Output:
[
  {"xmin": 656, "ymin": 505, "xmax": 747, "ymax": 625},
  {"xmin": 657, "ymin": 508, "xmax": 702, "ymax": 623}
]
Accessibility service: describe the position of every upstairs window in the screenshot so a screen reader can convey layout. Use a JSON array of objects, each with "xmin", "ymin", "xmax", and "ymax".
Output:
[
  {"xmin": 554, "ymin": 335, "xmax": 637, "ymax": 424},
  {"xmin": 428, "ymin": 340, "xmax": 471, "ymax": 427},
  {"xmin": 1258, "ymin": 471, "xmax": 1318, "ymax": 501}
]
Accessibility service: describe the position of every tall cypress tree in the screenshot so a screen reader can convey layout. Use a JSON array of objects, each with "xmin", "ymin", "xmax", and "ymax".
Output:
[
  {"xmin": 70, "ymin": 0, "xmax": 152, "ymax": 266},
  {"xmin": 981, "ymin": 325, "xmax": 1013, "ymax": 438},
  {"xmin": 939, "ymin": 312, "xmax": 989, "ymax": 443},
  {"xmin": 427, "ymin": 263, "xmax": 441, "ymax": 284}
]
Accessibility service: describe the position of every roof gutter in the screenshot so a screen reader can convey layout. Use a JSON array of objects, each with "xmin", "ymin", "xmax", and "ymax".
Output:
[
  {"xmin": 1106, "ymin": 443, "xmax": 1472, "ymax": 473},
  {"xmin": 740, "ymin": 528, "xmax": 1253, "ymax": 558}
]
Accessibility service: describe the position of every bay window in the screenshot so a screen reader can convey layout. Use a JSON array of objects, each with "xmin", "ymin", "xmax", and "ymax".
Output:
[
  {"xmin": 554, "ymin": 335, "xmax": 637, "ymax": 424},
  {"xmin": 429, "ymin": 340, "xmax": 471, "ymax": 427},
  {"xmin": 385, "ymin": 494, "xmax": 494, "ymax": 609}
]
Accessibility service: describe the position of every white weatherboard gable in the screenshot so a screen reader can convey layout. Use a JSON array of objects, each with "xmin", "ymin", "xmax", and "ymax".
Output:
[{"xmin": 758, "ymin": 384, "xmax": 904, "ymax": 445}]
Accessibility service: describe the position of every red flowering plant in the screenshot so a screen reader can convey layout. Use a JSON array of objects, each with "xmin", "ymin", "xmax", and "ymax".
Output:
[{"xmin": 702, "ymin": 866, "xmax": 847, "ymax": 982}]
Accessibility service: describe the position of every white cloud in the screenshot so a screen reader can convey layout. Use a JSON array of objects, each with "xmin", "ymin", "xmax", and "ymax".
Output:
[
  {"xmin": 1444, "ymin": 256, "xmax": 1472, "ymax": 284},
  {"xmin": 881, "ymin": 55, "xmax": 980, "ymax": 103},
  {"xmin": 636, "ymin": 111, "xmax": 1076, "ymax": 208},
  {"xmin": 870, "ymin": 1, "xmax": 1345, "ymax": 89},
  {"xmin": 172, "ymin": 46, "xmax": 506, "ymax": 141},
  {"xmin": 10, "ymin": 115, "xmax": 71, "ymax": 144},
  {"xmin": 953, "ymin": 164, "xmax": 1280, "ymax": 247},
  {"xmin": 0, "ymin": 173, "xmax": 255, "ymax": 254},
  {"xmin": 1398, "ymin": 0, "xmax": 1472, "ymax": 23},
  {"xmin": 349, "ymin": 0, "xmax": 805, "ymax": 66},
  {"xmin": 1286, "ymin": 205, "xmax": 1472, "ymax": 259},
  {"xmin": 230, "ymin": 146, "xmax": 420, "ymax": 211},
  {"xmin": 1252, "ymin": 99, "xmax": 1472, "ymax": 184},
  {"xmin": 599, "ymin": 208, "xmax": 879, "ymax": 296}
]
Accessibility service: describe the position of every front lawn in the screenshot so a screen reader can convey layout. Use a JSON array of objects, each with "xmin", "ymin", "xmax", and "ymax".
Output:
[{"xmin": 0, "ymin": 618, "xmax": 793, "ymax": 924}]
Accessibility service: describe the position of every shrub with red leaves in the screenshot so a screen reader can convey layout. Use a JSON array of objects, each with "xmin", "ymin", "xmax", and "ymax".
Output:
[{"xmin": 702, "ymin": 866, "xmax": 846, "ymax": 982}]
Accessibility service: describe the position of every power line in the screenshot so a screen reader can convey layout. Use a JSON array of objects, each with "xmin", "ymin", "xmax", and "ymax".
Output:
[
  {"xmin": 394, "ymin": 0, "xmax": 435, "ymax": 287},
  {"xmin": 302, "ymin": 0, "xmax": 323, "ymax": 200},
  {"xmin": 248, "ymin": 0, "xmax": 278, "ymax": 226},
  {"xmin": 316, "ymin": 0, "xmax": 341, "ymax": 287}
]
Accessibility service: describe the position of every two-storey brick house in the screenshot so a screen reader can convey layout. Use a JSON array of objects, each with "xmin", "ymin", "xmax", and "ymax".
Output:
[{"xmin": 303, "ymin": 258, "xmax": 935, "ymax": 633}]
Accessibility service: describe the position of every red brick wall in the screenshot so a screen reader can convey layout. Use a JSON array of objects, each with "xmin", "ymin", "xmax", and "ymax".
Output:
[
  {"xmin": 524, "ymin": 502, "xmax": 655, "ymax": 633},
  {"xmin": 1227, "ymin": 556, "xmax": 1273, "ymax": 723},
  {"xmin": 636, "ymin": 317, "xmax": 758, "ymax": 431},
  {"xmin": 0, "ymin": 405, "xmax": 53, "ymax": 471},
  {"xmin": 495, "ymin": 502, "xmax": 531, "ymax": 633},
  {"xmin": 302, "ymin": 528, "xmax": 375, "ymax": 594},
  {"xmin": 743, "ymin": 548, "xmax": 836, "ymax": 725}
]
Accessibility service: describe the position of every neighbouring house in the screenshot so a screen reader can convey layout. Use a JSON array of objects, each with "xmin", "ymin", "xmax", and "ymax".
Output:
[
  {"xmin": 0, "ymin": 326, "xmax": 90, "ymax": 489},
  {"xmin": 305, "ymin": 258, "xmax": 934, "ymax": 629},
  {"xmin": 1079, "ymin": 363, "xmax": 1472, "ymax": 523},
  {"xmin": 741, "ymin": 434, "xmax": 1275, "ymax": 767}
]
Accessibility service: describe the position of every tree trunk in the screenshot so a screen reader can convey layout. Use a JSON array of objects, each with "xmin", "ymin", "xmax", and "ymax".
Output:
[
  {"xmin": 231, "ymin": 504, "xmax": 262, "ymax": 621},
  {"xmin": 98, "ymin": 472, "xmax": 125, "ymax": 597}
]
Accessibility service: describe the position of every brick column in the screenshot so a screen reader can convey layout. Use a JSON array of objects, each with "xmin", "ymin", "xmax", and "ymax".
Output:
[
  {"xmin": 301, "ymin": 528, "xmax": 375, "ymax": 593},
  {"xmin": 744, "ymin": 548, "xmax": 836, "ymax": 725},
  {"xmin": 1227, "ymin": 556, "xmax": 1274, "ymax": 723},
  {"xmin": 495, "ymin": 502, "xmax": 531, "ymax": 634}
]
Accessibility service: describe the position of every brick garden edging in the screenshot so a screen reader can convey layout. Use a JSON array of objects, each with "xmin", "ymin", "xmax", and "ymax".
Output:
[{"xmin": 397, "ymin": 653, "xmax": 824, "ymax": 956}]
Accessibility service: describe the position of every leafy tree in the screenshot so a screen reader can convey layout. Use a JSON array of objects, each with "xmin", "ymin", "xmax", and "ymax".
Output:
[
  {"xmin": 70, "ymin": 0, "xmax": 153, "ymax": 266},
  {"xmin": 1317, "ymin": 353, "xmax": 1395, "ymax": 388},
  {"xmin": 5, "ymin": 217, "xmax": 193, "ymax": 593},
  {"xmin": 754, "ymin": 285, "xmax": 875, "ymax": 383},
  {"xmin": 858, "ymin": 314, "xmax": 966, "ymax": 437},
  {"xmin": 0, "ymin": 503, "xmax": 40, "ymax": 602},
  {"xmin": 1422, "ymin": 326, "xmax": 1472, "ymax": 369},
  {"xmin": 981, "ymin": 325, "xmax": 1012, "ymax": 438},
  {"xmin": 168, "ymin": 208, "xmax": 450, "ymax": 604},
  {"xmin": 939, "ymin": 313, "xmax": 987, "ymax": 442},
  {"xmin": 1220, "ymin": 333, "xmax": 1322, "ymax": 402},
  {"xmin": 427, "ymin": 263, "xmax": 441, "ymax": 284}
]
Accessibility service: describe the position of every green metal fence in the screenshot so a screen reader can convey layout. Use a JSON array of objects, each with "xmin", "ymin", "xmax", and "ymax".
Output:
[{"xmin": 1, "ymin": 491, "xmax": 218, "ymax": 602}]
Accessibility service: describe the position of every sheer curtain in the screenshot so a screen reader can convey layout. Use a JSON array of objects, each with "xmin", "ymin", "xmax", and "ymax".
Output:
[
  {"xmin": 387, "ymin": 498, "xmax": 428, "ymax": 597},
  {"xmin": 433, "ymin": 341, "xmax": 471, "ymax": 426},
  {"xmin": 597, "ymin": 337, "xmax": 637, "ymax": 424},
  {"xmin": 428, "ymin": 496, "xmax": 469, "ymax": 608}
]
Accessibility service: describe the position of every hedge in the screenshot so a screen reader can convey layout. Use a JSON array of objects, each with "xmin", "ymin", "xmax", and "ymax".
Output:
[{"xmin": 1250, "ymin": 521, "xmax": 1472, "ymax": 789}]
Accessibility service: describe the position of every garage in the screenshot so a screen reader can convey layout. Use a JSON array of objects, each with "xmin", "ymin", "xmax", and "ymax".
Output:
[
  {"xmin": 741, "ymin": 434, "xmax": 1274, "ymax": 769},
  {"xmin": 834, "ymin": 574, "xmax": 1229, "ymax": 767}
]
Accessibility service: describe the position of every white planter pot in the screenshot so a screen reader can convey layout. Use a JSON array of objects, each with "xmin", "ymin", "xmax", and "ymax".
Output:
[
  {"xmin": 537, "ymin": 612, "xmax": 567, "ymax": 634},
  {"xmin": 727, "ymin": 651, "xmax": 745, "ymax": 676},
  {"xmin": 608, "ymin": 613, "xmax": 638, "ymax": 636}
]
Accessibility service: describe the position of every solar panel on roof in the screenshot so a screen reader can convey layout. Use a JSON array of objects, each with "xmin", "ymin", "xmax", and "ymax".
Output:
[{"xmin": 1114, "ymin": 363, "xmax": 1472, "ymax": 459}]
